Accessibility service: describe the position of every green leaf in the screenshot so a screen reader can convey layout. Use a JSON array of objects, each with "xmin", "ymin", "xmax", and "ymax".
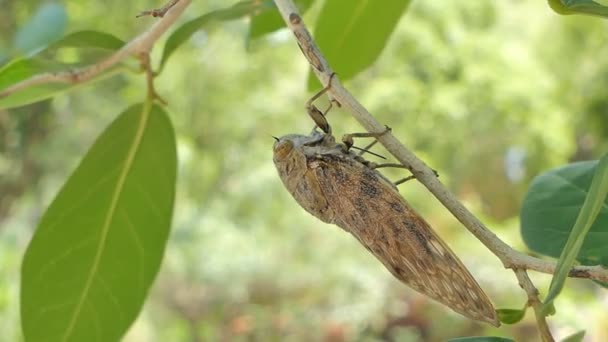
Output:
[
  {"xmin": 448, "ymin": 337, "xmax": 515, "ymax": 342},
  {"xmin": 47, "ymin": 30, "xmax": 125, "ymax": 51},
  {"xmin": 0, "ymin": 29, "xmax": 125, "ymax": 109},
  {"xmin": 159, "ymin": 0, "xmax": 264, "ymax": 72},
  {"xmin": 536, "ymin": 155, "xmax": 608, "ymax": 313},
  {"xmin": 308, "ymin": 0, "xmax": 412, "ymax": 90},
  {"xmin": 548, "ymin": 0, "xmax": 608, "ymax": 17},
  {"xmin": 561, "ymin": 330, "xmax": 586, "ymax": 342},
  {"xmin": 521, "ymin": 160, "xmax": 608, "ymax": 266},
  {"xmin": 21, "ymin": 103, "xmax": 177, "ymax": 342},
  {"xmin": 13, "ymin": 3, "xmax": 68, "ymax": 55},
  {"xmin": 0, "ymin": 58, "xmax": 121, "ymax": 109},
  {"xmin": 248, "ymin": 0, "xmax": 314, "ymax": 42},
  {"xmin": 496, "ymin": 308, "xmax": 526, "ymax": 325}
]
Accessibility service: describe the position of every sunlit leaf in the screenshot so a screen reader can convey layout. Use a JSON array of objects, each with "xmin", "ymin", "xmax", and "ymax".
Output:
[
  {"xmin": 159, "ymin": 0, "xmax": 263, "ymax": 71},
  {"xmin": 21, "ymin": 103, "xmax": 177, "ymax": 342},
  {"xmin": 521, "ymin": 160, "xmax": 608, "ymax": 267},
  {"xmin": 248, "ymin": 0, "xmax": 314, "ymax": 42},
  {"xmin": 496, "ymin": 308, "xmax": 526, "ymax": 325},
  {"xmin": 13, "ymin": 3, "xmax": 68, "ymax": 55},
  {"xmin": 548, "ymin": 0, "xmax": 608, "ymax": 17},
  {"xmin": 308, "ymin": 0, "xmax": 411, "ymax": 89}
]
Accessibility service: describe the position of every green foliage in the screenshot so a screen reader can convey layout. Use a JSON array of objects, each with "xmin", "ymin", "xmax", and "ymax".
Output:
[
  {"xmin": 308, "ymin": 0, "xmax": 411, "ymax": 89},
  {"xmin": 48, "ymin": 30, "xmax": 125, "ymax": 50},
  {"xmin": 2, "ymin": 0, "xmax": 608, "ymax": 341},
  {"xmin": 548, "ymin": 0, "xmax": 608, "ymax": 17},
  {"xmin": 20, "ymin": 104, "xmax": 177, "ymax": 341},
  {"xmin": 496, "ymin": 308, "xmax": 526, "ymax": 325}
]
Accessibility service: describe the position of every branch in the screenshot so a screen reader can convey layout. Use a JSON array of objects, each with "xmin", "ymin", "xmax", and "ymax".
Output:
[
  {"xmin": 0, "ymin": 0, "xmax": 192, "ymax": 99},
  {"xmin": 271, "ymin": 0, "xmax": 608, "ymax": 285},
  {"xmin": 514, "ymin": 269, "xmax": 554, "ymax": 342}
]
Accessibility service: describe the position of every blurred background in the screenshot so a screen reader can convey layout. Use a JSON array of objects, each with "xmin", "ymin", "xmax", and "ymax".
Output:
[{"xmin": 2, "ymin": 0, "xmax": 608, "ymax": 341}]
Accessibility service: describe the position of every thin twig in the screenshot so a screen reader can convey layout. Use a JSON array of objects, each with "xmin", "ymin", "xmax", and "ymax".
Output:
[
  {"xmin": 271, "ymin": 0, "xmax": 608, "ymax": 285},
  {"xmin": 514, "ymin": 269, "xmax": 555, "ymax": 342},
  {"xmin": 137, "ymin": 0, "xmax": 181, "ymax": 18},
  {"xmin": 0, "ymin": 0, "xmax": 192, "ymax": 99}
]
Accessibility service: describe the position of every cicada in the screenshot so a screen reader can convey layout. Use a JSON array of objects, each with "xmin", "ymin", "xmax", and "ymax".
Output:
[{"xmin": 272, "ymin": 75, "xmax": 498, "ymax": 326}]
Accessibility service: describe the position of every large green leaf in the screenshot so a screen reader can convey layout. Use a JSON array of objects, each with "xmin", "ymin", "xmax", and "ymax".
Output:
[
  {"xmin": 248, "ymin": 0, "xmax": 314, "ymax": 42},
  {"xmin": 308, "ymin": 0, "xmax": 411, "ymax": 89},
  {"xmin": 548, "ymin": 0, "xmax": 608, "ymax": 17},
  {"xmin": 521, "ymin": 160, "xmax": 608, "ymax": 266},
  {"xmin": 21, "ymin": 103, "xmax": 177, "ymax": 342},
  {"xmin": 159, "ymin": 0, "xmax": 264, "ymax": 72}
]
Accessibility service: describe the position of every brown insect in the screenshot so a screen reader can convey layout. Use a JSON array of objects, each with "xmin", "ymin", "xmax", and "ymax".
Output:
[{"xmin": 272, "ymin": 75, "xmax": 499, "ymax": 326}]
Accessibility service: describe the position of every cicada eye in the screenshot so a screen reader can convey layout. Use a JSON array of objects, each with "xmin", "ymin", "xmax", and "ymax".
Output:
[{"xmin": 273, "ymin": 139, "xmax": 295, "ymax": 160}]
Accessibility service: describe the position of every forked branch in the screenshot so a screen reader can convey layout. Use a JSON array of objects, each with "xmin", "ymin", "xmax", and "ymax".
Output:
[{"xmin": 271, "ymin": 0, "xmax": 608, "ymax": 285}]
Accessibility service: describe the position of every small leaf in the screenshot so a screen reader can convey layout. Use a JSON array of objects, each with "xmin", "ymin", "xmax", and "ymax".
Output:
[
  {"xmin": 561, "ymin": 330, "xmax": 586, "ymax": 342},
  {"xmin": 548, "ymin": 0, "xmax": 608, "ymax": 18},
  {"xmin": 496, "ymin": 308, "xmax": 526, "ymax": 325},
  {"xmin": 248, "ymin": 0, "xmax": 314, "ymax": 42},
  {"xmin": 448, "ymin": 337, "xmax": 515, "ymax": 342},
  {"xmin": 21, "ymin": 103, "xmax": 177, "ymax": 342},
  {"xmin": 521, "ymin": 160, "xmax": 608, "ymax": 265},
  {"xmin": 13, "ymin": 3, "xmax": 68, "ymax": 55},
  {"xmin": 308, "ymin": 0, "xmax": 412, "ymax": 89},
  {"xmin": 47, "ymin": 30, "xmax": 125, "ymax": 51},
  {"xmin": 159, "ymin": 0, "xmax": 263, "ymax": 71},
  {"xmin": 538, "ymin": 154, "xmax": 608, "ymax": 313}
]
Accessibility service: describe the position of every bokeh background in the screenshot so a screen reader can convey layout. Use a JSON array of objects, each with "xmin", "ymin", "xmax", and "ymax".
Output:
[{"xmin": 2, "ymin": 0, "xmax": 608, "ymax": 341}]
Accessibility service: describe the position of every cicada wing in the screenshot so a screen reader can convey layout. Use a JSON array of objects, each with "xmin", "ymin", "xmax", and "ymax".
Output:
[{"xmin": 311, "ymin": 157, "xmax": 499, "ymax": 326}]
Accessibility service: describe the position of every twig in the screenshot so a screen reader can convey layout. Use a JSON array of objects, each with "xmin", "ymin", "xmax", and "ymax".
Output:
[
  {"xmin": 0, "ymin": 0, "xmax": 192, "ymax": 99},
  {"xmin": 137, "ymin": 0, "xmax": 181, "ymax": 18},
  {"xmin": 514, "ymin": 269, "xmax": 555, "ymax": 342},
  {"xmin": 271, "ymin": 0, "xmax": 608, "ymax": 285}
]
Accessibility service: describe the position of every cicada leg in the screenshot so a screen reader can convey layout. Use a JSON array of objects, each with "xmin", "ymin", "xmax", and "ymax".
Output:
[{"xmin": 306, "ymin": 73, "xmax": 339, "ymax": 135}]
